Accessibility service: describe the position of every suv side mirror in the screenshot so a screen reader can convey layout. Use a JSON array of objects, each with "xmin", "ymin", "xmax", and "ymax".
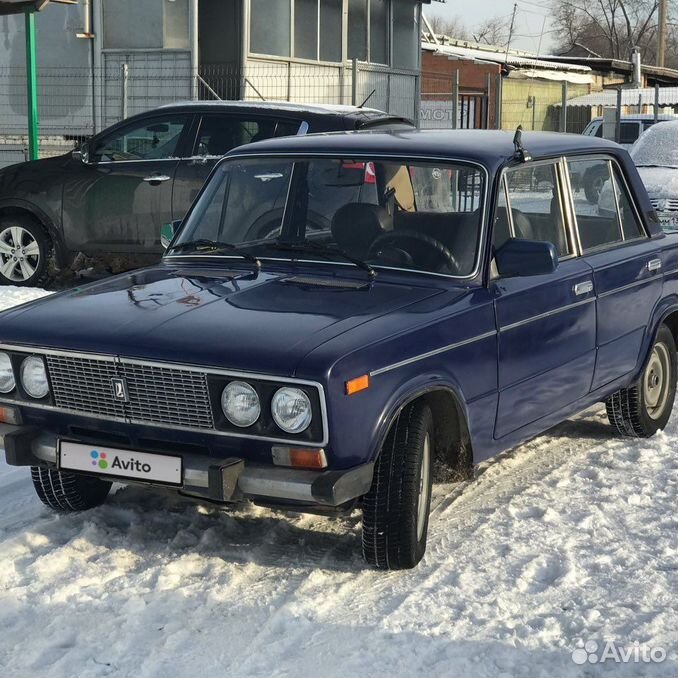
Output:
[
  {"xmin": 495, "ymin": 238, "xmax": 558, "ymax": 277},
  {"xmin": 160, "ymin": 220, "xmax": 182, "ymax": 250},
  {"xmin": 72, "ymin": 141, "xmax": 90, "ymax": 164}
]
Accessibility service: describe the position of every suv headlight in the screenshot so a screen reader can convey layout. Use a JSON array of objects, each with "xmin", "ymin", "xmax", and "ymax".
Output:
[
  {"xmin": 0, "ymin": 353, "xmax": 15, "ymax": 393},
  {"xmin": 271, "ymin": 387, "xmax": 312, "ymax": 434},
  {"xmin": 221, "ymin": 381, "xmax": 260, "ymax": 427},
  {"xmin": 21, "ymin": 356, "xmax": 49, "ymax": 399}
]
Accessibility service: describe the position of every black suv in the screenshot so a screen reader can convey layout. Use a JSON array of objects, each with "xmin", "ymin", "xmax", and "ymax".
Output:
[{"xmin": 0, "ymin": 101, "xmax": 411, "ymax": 286}]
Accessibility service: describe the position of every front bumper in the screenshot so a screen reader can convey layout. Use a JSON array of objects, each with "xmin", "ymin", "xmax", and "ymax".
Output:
[{"xmin": 0, "ymin": 423, "xmax": 373, "ymax": 508}]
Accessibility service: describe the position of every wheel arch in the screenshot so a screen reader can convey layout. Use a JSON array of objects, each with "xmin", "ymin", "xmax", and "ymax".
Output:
[
  {"xmin": 0, "ymin": 199, "xmax": 68, "ymax": 268},
  {"xmin": 637, "ymin": 296, "xmax": 678, "ymax": 381},
  {"xmin": 372, "ymin": 379, "xmax": 474, "ymax": 474}
]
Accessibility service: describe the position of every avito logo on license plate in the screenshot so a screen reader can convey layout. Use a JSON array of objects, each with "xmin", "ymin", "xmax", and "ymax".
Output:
[{"xmin": 60, "ymin": 441, "xmax": 182, "ymax": 485}]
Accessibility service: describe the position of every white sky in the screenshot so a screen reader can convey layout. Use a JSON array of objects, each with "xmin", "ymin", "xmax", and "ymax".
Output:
[{"xmin": 423, "ymin": 0, "xmax": 558, "ymax": 54}]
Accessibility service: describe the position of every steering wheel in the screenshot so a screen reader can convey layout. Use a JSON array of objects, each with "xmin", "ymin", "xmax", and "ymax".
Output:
[{"xmin": 369, "ymin": 229, "xmax": 460, "ymax": 274}]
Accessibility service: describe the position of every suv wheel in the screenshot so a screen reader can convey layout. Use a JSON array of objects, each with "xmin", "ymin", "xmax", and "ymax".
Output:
[
  {"xmin": 0, "ymin": 216, "xmax": 51, "ymax": 286},
  {"xmin": 31, "ymin": 467, "xmax": 112, "ymax": 511},
  {"xmin": 606, "ymin": 325, "xmax": 677, "ymax": 437},
  {"xmin": 362, "ymin": 400, "xmax": 434, "ymax": 570}
]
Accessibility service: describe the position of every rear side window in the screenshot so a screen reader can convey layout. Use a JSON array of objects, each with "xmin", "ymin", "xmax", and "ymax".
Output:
[
  {"xmin": 567, "ymin": 158, "xmax": 644, "ymax": 252},
  {"xmin": 620, "ymin": 122, "xmax": 640, "ymax": 145}
]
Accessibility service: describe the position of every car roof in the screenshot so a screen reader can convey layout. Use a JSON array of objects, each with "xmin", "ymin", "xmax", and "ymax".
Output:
[
  {"xmin": 158, "ymin": 100, "xmax": 407, "ymax": 122},
  {"xmin": 226, "ymin": 129, "xmax": 623, "ymax": 166},
  {"xmin": 588, "ymin": 114, "xmax": 678, "ymax": 123}
]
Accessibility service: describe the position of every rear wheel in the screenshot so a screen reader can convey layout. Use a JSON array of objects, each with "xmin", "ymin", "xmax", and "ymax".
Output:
[
  {"xmin": 362, "ymin": 401, "xmax": 433, "ymax": 570},
  {"xmin": 31, "ymin": 467, "xmax": 112, "ymax": 511},
  {"xmin": 606, "ymin": 325, "xmax": 677, "ymax": 437},
  {"xmin": 0, "ymin": 216, "xmax": 51, "ymax": 286}
]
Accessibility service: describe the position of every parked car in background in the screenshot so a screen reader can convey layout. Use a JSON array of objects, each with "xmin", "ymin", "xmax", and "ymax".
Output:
[
  {"xmin": 1, "ymin": 130, "xmax": 676, "ymax": 570},
  {"xmin": 0, "ymin": 101, "xmax": 412, "ymax": 286},
  {"xmin": 580, "ymin": 114, "xmax": 677, "ymax": 204},
  {"xmin": 630, "ymin": 119, "xmax": 678, "ymax": 230}
]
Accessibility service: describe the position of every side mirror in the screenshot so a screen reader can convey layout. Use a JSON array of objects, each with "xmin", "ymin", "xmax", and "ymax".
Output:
[
  {"xmin": 160, "ymin": 220, "xmax": 182, "ymax": 250},
  {"xmin": 72, "ymin": 141, "xmax": 90, "ymax": 164},
  {"xmin": 495, "ymin": 238, "xmax": 558, "ymax": 277}
]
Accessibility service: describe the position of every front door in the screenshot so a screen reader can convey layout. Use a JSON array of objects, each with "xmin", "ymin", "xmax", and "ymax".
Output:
[
  {"xmin": 493, "ymin": 160, "xmax": 597, "ymax": 438},
  {"xmin": 62, "ymin": 113, "xmax": 192, "ymax": 254},
  {"xmin": 566, "ymin": 157, "xmax": 662, "ymax": 389}
]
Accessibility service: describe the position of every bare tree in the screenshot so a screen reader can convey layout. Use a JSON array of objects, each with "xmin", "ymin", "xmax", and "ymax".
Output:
[
  {"xmin": 473, "ymin": 16, "xmax": 511, "ymax": 46},
  {"xmin": 552, "ymin": 0, "xmax": 678, "ymax": 67},
  {"xmin": 425, "ymin": 13, "xmax": 471, "ymax": 41}
]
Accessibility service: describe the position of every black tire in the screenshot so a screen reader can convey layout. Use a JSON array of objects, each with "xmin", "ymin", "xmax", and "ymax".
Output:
[
  {"xmin": 606, "ymin": 324, "xmax": 677, "ymax": 437},
  {"xmin": 31, "ymin": 466, "xmax": 112, "ymax": 511},
  {"xmin": 0, "ymin": 215, "xmax": 51, "ymax": 287},
  {"xmin": 362, "ymin": 401, "xmax": 434, "ymax": 570}
]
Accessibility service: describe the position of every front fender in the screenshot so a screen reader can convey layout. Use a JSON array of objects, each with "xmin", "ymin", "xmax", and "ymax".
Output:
[{"xmin": 636, "ymin": 293, "xmax": 678, "ymax": 380}]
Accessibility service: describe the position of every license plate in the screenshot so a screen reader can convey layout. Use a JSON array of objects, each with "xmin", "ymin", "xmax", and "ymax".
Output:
[{"xmin": 59, "ymin": 441, "xmax": 182, "ymax": 486}]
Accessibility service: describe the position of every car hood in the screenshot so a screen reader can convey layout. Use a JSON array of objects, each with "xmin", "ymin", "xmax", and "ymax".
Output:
[
  {"xmin": 636, "ymin": 166, "xmax": 678, "ymax": 199},
  {"xmin": 0, "ymin": 264, "xmax": 446, "ymax": 377}
]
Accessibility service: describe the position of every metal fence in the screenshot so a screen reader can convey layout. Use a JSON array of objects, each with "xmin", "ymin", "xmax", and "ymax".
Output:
[{"xmin": 0, "ymin": 60, "xmax": 420, "ymax": 168}]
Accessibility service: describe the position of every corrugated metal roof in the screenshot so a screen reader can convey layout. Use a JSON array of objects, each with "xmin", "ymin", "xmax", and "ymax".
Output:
[
  {"xmin": 0, "ymin": 0, "xmax": 76, "ymax": 15},
  {"xmin": 567, "ymin": 88, "xmax": 678, "ymax": 107},
  {"xmin": 422, "ymin": 42, "xmax": 592, "ymax": 73}
]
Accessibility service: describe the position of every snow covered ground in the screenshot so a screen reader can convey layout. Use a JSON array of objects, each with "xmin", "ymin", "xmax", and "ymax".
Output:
[{"xmin": 0, "ymin": 287, "xmax": 676, "ymax": 678}]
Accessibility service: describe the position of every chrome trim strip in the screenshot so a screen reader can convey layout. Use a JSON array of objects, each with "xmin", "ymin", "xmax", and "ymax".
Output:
[
  {"xmin": 0, "ymin": 346, "xmax": 329, "ymax": 447},
  {"xmin": 501, "ymin": 297, "xmax": 596, "ymax": 333},
  {"xmin": 369, "ymin": 330, "xmax": 497, "ymax": 377},
  {"xmin": 597, "ymin": 275, "xmax": 660, "ymax": 298},
  {"xmin": 662, "ymin": 266, "xmax": 678, "ymax": 276}
]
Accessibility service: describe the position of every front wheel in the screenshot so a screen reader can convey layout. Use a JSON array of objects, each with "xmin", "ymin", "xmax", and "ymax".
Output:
[
  {"xmin": 606, "ymin": 325, "xmax": 677, "ymax": 437},
  {"xmin": 31, "ymin": 467, "xmax": 112, "ymax": 511},
  {"xmin": 362, "ymin": 401, "xmax": 433, "ymax": 570},
  {"xmin": 0, "ymin": 217, "xmax": 51, "ymax": 286}
]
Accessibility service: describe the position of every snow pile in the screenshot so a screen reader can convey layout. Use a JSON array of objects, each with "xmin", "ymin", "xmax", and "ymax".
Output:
[
  {"xmin": 0, "ymin": 287, "xmax": 676, "ymax": 678},
  {"xmin": 0, "ymin": 285, "xmax": 52, "ymax": 313}
]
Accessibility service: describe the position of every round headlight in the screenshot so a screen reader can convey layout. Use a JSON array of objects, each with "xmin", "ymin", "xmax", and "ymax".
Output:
[
  {"xmin": 21, "ymin": 356, "xmax": 49, "ymax": 399},
  {"xmin": 221, "ymin": 381, "xmax": 260, "ymax": 428},
  {"xmin": 271, "ymin": 387, "xmax": 312, "ymax": 434},
  {"xmin": 0, "ymin": 353, "xmax": 15, "ymax": 394}
]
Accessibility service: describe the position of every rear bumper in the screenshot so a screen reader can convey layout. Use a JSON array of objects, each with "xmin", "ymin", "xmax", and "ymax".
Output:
[{"xmin": 0, "ymin": 424, "xmax": 373, "ymax": 508}]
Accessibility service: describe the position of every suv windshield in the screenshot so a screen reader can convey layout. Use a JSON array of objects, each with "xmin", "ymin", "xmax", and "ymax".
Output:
[{"xmin": 169, "ymin": 156, "xmax": 486, "ymax": 277}]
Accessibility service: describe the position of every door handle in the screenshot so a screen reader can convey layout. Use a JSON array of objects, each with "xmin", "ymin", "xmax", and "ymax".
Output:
[
  {"xmin": 647, "ymin": 258, "xmax": 662, "ymax": 273},
  {"xmin": 143, "ymin": 175, "xmax": 171, "ymax": 184},
  {"xmin": 574, "ymin": 280, "xmax": 594, "ymax": 296}
]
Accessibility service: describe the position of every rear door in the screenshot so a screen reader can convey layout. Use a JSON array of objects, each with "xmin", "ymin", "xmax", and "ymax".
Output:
[
  {"xmin": 566, "ymin": 156, "xmax": 661, "ymax": 389},
  {"xmin": 172, "ymin": 114, "xmax": 304, "ymax": 220},
  {"xmin": 493, "ymin": 160, "xmax": 597, "ymax": 438},
  {"xmin": 62, "ymin": 113, "xmax": 192, "ymax": 254}
]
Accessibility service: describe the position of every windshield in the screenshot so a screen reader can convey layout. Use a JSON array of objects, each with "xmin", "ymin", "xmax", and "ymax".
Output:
[
  {"xmin": 632, "ymin": 122, "xmax": 678, "ymax": 168},
  {"xmin": 170, "ymin": 156, "xmax": 486, "ymax": 277}
]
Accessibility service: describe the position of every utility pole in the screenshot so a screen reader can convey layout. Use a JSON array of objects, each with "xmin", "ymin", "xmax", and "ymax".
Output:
[
  {"xmin": 657, "ymin": 0, "xmax": 668, "ymax": 67},
  {"xmin": 505, "ymin": 3, "xmax": 518, "ymax": 62}
]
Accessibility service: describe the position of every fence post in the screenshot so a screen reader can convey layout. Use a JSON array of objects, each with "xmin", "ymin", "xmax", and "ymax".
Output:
[
  {"xmin": 495, "ymin": 73, "xmax": 503, "ymax": 129},
  {"xmin": 484, "ymin": 73, "xmax": 491, "ymax": 128},
  {"xmin": 615, "ymin": 87, "xmax": 622, "ymax": 143},
  {"xmin": 351, "ymin": 58, "xmax": 358, "ymax": 106},
  {"xmin": 451, "ymin": 70, "xmax": 459, "ymax": 130},
  {"xmin": 120, "ymin": 63, "xmax": 129, "ymax": 121},
  {"xmin": 414, "ymin": 71, "xmax": 421, "ymax": 129},
  {"xmin": 24, "ymin": 9, "xmax": 39, "ymax": 161},
  {"xmin": 655, "ymin": 83, "xmax": 660, "ymax": 123},
  {"xmin": 560, "ymin": 81, "xmax": 568, "ymax": 132}
]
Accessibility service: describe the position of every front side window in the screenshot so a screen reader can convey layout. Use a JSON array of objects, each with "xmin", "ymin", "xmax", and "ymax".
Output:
[
  {"xmin": 172, "ymin": 156, "xmax": 486, "ymax": 277},
  {"xmin": 91, "ymin": 116, "xmax": 189, "ymax": 163},
  {"xmin": 500, "ymin": 163, "xmax": 571, "ymax": 257},
  {"xmin": 567, "ymin": 157, "xmax": 645, "ymax": 251}
]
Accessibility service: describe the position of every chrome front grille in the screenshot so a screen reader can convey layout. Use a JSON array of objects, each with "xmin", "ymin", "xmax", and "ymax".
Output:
[
  {"xmin": 45, "ymin": 354, "xmax": 215, "ymax": 430},
  {"xmin": 120, "ymin": 362, "xmax": 213, "ymax": 429},
  {"xmin": 46, "ymin": 354, "xmax": 126, "ymax": 419},
  {"xmin": 651, "ymin": 198, "xmax": 678, "ymax": 212}
]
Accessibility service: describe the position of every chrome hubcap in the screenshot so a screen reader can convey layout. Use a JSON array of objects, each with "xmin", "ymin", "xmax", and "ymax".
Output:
[
  {"xmin": 0, "ymin": 226, "xmax": 40, "ymax": 282},
  {"xmin": 416, "ymin": 434, "xmax": 431, "ymax": 541},
  {"xmin": 644, "ymin": 342, "xmax": 671, "ymax": 420}
]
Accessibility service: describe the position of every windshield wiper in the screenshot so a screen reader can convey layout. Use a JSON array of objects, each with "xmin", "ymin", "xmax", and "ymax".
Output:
[
  {"xmin": 169, "ymin": 239, "xmax": 261, "ymax": 269},
  {"xmin": 270, "ymin": 241, "xmax": 376, "ymax": 279}
]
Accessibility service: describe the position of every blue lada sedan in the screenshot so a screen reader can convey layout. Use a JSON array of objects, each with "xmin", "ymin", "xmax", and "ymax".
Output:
[{"xmin": 1, "ymin": 129, "xmax": 676, "ymax": 569}]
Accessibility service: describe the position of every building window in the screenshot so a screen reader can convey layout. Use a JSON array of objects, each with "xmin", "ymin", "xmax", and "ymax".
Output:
[
  {"xmin": 251, "ymin": 0, "xmax": 291, "ymax": 57},
  {"xmin": 320, "ymin": 0, "xmax": 343, "ymax": 62},
  {"xmin": 392, "ymin": 0, "xmax": 418, "ymax": 69},
  {"xmin": 349, "ymin": 0, "xmax": 391, "ymax": 64},
  {"xmin": 103, "ymin": 0, "xmax": 189, "ymax": 50},
  {"xmin": 294, "ymin": 0, "xmax": 342, "ymax": 62}
]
